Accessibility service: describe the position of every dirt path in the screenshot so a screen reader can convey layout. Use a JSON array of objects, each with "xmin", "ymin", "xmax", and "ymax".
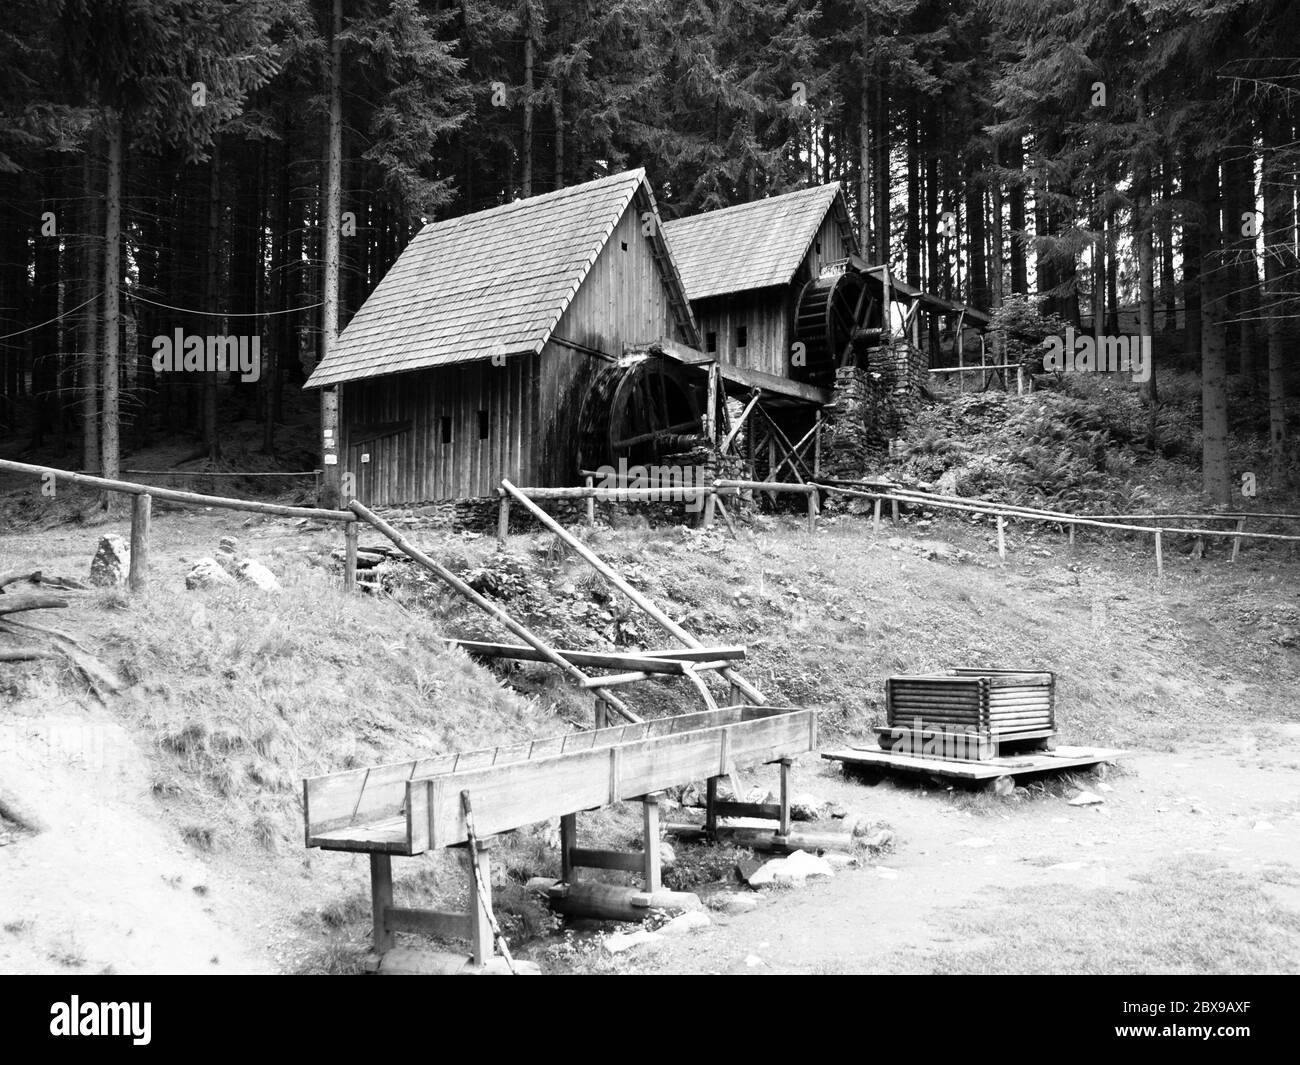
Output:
[
  {"xmin": 617, "ymin": 728, "xmax": 1300, "ymax": 974},
  {"xmin": 0, "ymin": 696, "xmax": 274, "ymax": 975}
]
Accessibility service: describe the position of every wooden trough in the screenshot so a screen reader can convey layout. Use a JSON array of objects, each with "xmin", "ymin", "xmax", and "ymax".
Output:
[{"xmin": 304, "ymin": 705, "xmax": 817, "ymax": 970}]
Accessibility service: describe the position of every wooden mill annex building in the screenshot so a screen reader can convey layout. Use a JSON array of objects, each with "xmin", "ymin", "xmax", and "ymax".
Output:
[{"xmin": 305, "ymin": 169, "xmax": 987, "ymax": 506}]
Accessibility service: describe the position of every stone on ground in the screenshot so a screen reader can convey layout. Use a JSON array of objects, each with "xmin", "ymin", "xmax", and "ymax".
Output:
[{"xmin": 89, "ymin": 534, "xmax": 130, "ymax": 586}]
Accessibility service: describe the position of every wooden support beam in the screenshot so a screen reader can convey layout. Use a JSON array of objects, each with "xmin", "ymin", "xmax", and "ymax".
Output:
[
  {"xmin": 499, "ymin": 481, "xmax": 766, "ymax": 705},
  {"xmin": 497, "ymin": 490, "xmax": 510, "ymax": 544},
  {"xmin": 370, "ymin": 852, "xmax": 394, "ymax": 954},
  {"xmin": 343, "ymin": 520, "xmax": 358, "ymax": 593},
  {"xmin": 705, "ymin": 776, "xmax": 719, "ymax": 837},
  {"xmin": 568, "ymin": 847, "xmax": 646, "ymax": 873},
  {"xmin": 383, "ymin": 906, "xmax": 473, "ymax": 941},
  {"xmin": 560, "ymin": 813, "xmax": 577, "ymax": 883},
  {"xmin": 584, "ymin": 475, "xmax": 595, "ymax": 526},
  {"xmin": 128, "ymin": 493, "xmax": 151, "ymax": 592},
  {"xmin": 350, "ymin": 499, "xmax": 640, "ymax": 723},
  {"xmin": 778, "ymin": 758, "xmax": 792, "ymax": 836},
  {"xmin": 466, "ymin": 842, "xmax": 493, "ymax": 967},
  {"xmin": 721, "ymin": 394, "xmax": 761, "ymax": 454},
  {"xmin": 642, "ymin": 794, "xmax": 662, "ymax": 892},
  {"xmin": 448, "ymin": 640, "xmax": 744, "ymax": 671}
]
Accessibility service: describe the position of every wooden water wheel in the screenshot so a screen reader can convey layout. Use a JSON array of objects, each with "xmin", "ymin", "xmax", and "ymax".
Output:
[
  {"xmin": 792, "ymin": 269, "xmax": 883, "ymax": 383},
  {"xmin": 577, "ymin": 355, "xmax": 707, "ymax": 471}
]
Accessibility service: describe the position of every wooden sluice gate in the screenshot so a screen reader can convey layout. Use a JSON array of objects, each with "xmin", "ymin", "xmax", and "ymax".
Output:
[{"xmin": 303, "ymin": 705, "xmax": 818, "ymax": 971}]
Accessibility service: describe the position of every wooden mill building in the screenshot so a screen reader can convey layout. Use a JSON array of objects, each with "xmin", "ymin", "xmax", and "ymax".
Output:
[{"xmin": 305, "ymin": 169, "xmax": 698, "ymax": 504}]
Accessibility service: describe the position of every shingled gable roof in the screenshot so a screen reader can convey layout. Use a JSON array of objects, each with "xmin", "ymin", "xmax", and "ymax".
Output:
[
  {"xmin": 305, "ymin": 168, "xmax": 693, "ymax": 389},
  {"xmin": 662, "ymin": 183, "xmax": 853, "ymax": 302}
]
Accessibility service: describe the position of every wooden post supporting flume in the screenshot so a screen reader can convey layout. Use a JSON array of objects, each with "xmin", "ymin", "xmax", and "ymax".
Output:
[
  {"xmin": 497, "ymin": 489, "xmax": 509, "ymax": 544},
  {"xmin": 128, "ymin": 493, "xmax": 151, "ymax": 592},
  {"xmin": 1155, "ymin": 528, "xmax": 1164, "ymax": 578},
  {"xmin": 996, "ymin": 515, "xmax": 1006, "ymax": 560},
  {"xmin": 370, "ymin": 852, "xmax": 394, "ymax": 954},
  {"xmin": 348, "ymin": 498, "xmax": 639, "ymax": 723},
  {"xmin": 584, "ymin": 475, "xmax": 595, "ymax": 526},
  {"xmin": 499, "ymin": 480, "xmax": 766, "ymax": 705},
  {"xmin": 642, "ymin": 794, "xmax": 662, "ymax": 892}
]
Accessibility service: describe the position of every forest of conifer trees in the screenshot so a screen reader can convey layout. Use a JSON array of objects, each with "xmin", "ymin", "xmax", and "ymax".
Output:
[{"xmin": 0, "ymin": 0, "xmax": 1296, "ymax": 504}]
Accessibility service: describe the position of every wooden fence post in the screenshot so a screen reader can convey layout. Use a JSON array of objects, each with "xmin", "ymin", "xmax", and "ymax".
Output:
[
  {"xmin": 343, "ymin": 520, "xmax": 358, "ymax": 592},
  {"xmin": 128, "ymin": 493, "xmax": 151, "ymax": 592},
  {"xmin": 1154, "ymin": 528, "xmax": 1164, "ymax": 578}
]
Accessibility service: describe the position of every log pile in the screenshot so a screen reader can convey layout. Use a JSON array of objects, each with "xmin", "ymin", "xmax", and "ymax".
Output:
[{"xmin": 0, "ymin": 569, "xmax": 122, "ymax": 697}]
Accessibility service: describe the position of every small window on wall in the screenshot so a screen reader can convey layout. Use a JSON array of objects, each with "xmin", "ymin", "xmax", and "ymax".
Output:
[
  {"xmin": 706, "ymin": 331, "xmax": 717, "ymax": 353},
  {"xmin": 736, "ymin": 325, "xmax": 748, "ymax": 348},
  {"xmin": 478, "ymin": 410, "xmax": 489, "ymax": 440},
  {"xmin": 441, "ymin": 416, "xmax": 452, "ymax": 444}
]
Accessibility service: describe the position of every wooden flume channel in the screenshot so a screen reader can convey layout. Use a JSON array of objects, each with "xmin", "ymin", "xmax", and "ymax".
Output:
[{"xmin": 304, "ymin": 705, "xmax": 818, "ymax": 969}]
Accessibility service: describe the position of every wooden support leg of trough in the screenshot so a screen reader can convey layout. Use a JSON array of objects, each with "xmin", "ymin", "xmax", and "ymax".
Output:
[
  {"xmin": 805, "ymin": 488, "xmax": 818, "ymax": 534},
  {"xmin": 642, "ymin": 794, "xmax": 662, "ymax": 893},
  {"xmin": 560, "ymin": 813, "xmax": 577, "ymax": 883},
  {"xmin": 585, "ymin": 475, "xmax": 595, "ymax": 526},
  {"xmin": 705, "ymin": 776, "xmax": 719, "ymax": 839},
  {"xmin": 128, "ymin": 492, "xmax": 151, "ymax": 592},
  {"xmin": 343, "ymin": 519, "xmax": 358, "ymax": 592},
  {"xmin": 891, "ymin": 498, "xmax": 899, "ymax": 523},
  {"xmin": 1231, "ymin": 518, "xmax": 1245, "ymax": 562},
  {"xmin": 467, "ymin": 840, "xmax": 493, "ymax": 967},
  {"xmin": 370, "ymin": 852, "xmax": 394, "ymax": 955},
  {"xmin": 996, "ymin": 515, "xmax": 1007, "ymax": 560},
  {"xmin": 873, "ymin": 497, "xmax": 882, "ymax": 533},
  {"xmin": 497, "ymin": 490, "xmax": 509, "ymax": 544},
  {"xmin": 1154, "ymin": 528, "xmax": 1164, "ymax": 578},
  {"xmin": 1068, "ymin": 522, "xmax": 1076, "ymax": 550},
  {"xmin": 778, "ymin": 758, "xmax": 792, "ymax": 836}
]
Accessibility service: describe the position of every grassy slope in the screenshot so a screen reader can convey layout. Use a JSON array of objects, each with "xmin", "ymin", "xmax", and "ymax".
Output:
[{"xmin": 1, "ymin": 373, "xmax": 1297, "ymax": 972}]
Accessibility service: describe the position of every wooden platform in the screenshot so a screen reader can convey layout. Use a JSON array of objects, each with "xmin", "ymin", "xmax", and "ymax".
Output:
[{"xmin": 821, "ymin": 744, "xmax": 1124, "ymax": 782}]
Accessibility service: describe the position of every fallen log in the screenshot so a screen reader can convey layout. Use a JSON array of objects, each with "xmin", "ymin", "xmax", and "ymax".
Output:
[
  {"xmin": 543, "ymin": 881, "xmax": 702, "ymax": 922},
  {"xmin": 0, "ymin": 594, "xmax": 68, "ymax": 615},
  {"xmin": 0, "ymin": 570, "xmax": 41, "ymax": 589}
]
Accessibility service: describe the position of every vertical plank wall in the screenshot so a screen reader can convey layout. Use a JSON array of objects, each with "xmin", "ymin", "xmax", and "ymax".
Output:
[{"xmin": 339, "ymin": 191, "xmax": 688, "ymax": 504}]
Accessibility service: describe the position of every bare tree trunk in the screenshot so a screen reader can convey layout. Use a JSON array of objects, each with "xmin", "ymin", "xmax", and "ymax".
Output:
[
  {"xmin": 858, "ymin": 81, "xmax": 870, "ymax": 254},
  {"xmin": 1160, "ymin": 161, "xmax": 1177, "ymax": 331},
  {"xmin": 80, "ymin": 151, "xmax": 100, "ymax": 473},
  {"xmin": 1136, "ymin": 86, "xmax": 1157, "ymax": 431},
  {"xmin": 203, "ymin": 142, "xmax": 222, "ymax": 463},
  {"xmin": 552, "ymin": 79, "xmax": 563, "ymax": 190},
  {"xmin": 521, "ymin": 2, "xmax": 534, "ymax": 197},
  {"xmin": 101, "ymin": 109, "xmax": 123, "ymax": 504},
  {"xmin": 319, "ymin": 0, "xmax": 343, "ymax": 507},
  {"xmin": 1198, "ymin": 159, "xmax": 1229, "ymax": 504},
  {"xmin": 1183, "ymin": 148, "xmax": 1202, "ymax": 367},
  {"xmin": 905, "ymin": 103, "xmax": 920, "ymax": 284},
  {"xmin": 1263, "ymin": 106, "xmax": 1294, "ymax": 483},
  {"xmin": 1008, "ymin": 135, "xmax": 1027, "ymax": 296}
]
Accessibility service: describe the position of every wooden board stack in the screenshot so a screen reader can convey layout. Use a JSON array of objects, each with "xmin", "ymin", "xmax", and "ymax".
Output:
[{"xmin": 875, "ymin": 668, "xmax": 1055, "ymax": 761}]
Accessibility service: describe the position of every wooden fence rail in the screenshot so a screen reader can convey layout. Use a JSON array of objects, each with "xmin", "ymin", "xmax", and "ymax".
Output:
[{"xmin": 0, "ymin": 458, "xmax": 356, "ymax": 592}]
